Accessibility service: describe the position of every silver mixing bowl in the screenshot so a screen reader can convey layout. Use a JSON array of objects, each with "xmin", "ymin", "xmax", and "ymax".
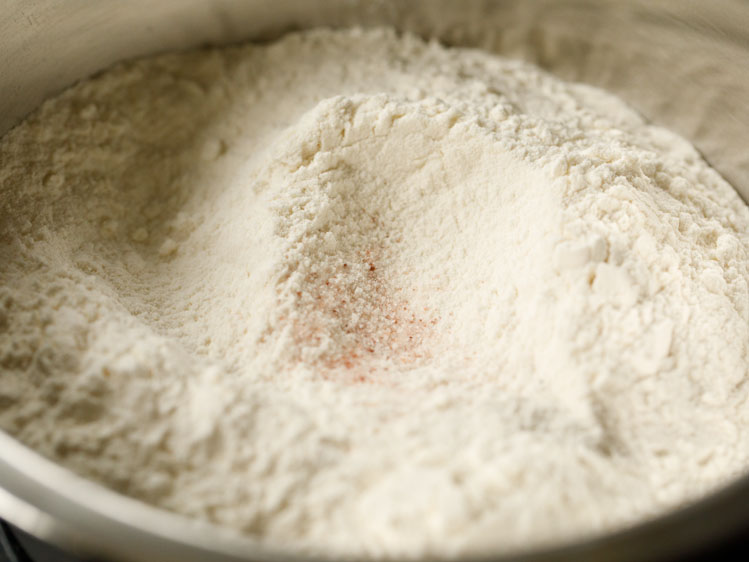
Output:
[{"xmin": 1, "ymin": 1, "xmax": 748, "ymax": 560}]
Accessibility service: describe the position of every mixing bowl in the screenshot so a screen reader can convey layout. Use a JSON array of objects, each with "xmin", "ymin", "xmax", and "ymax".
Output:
[{"xmin": 1, "ymin": 1, "xmax": 748, "ymax": 561}]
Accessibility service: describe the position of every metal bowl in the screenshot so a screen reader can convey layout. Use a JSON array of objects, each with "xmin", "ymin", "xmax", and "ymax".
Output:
[{"xmin": 1, "ymin": 1, "xmax": 748, "ymax": 561}]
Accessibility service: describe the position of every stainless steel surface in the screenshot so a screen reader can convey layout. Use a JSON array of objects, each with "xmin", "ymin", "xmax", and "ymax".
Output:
[{"xmin": 1, "ymin": 1, "xmax": 749, "ymax": 561}]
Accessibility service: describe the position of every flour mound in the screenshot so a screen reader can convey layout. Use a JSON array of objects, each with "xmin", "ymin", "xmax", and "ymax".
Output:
[{"xmin": 2, "ymin": 28, "xmax": 749, "ymax": 558}]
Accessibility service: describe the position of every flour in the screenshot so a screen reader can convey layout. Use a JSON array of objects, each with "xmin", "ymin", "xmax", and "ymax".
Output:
[{"xmin": 2, "ymin": 27, "xmax": 749, "ymax": 558}]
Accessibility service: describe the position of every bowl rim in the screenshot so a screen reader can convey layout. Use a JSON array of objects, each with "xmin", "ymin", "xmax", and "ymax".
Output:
[{"xmin": 2, "ymin": 428, "xmax": 749, "ymax": 562}]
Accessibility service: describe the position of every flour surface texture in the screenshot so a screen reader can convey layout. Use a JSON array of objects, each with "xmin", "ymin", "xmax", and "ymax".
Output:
[{"xmin": 2, "ymin": 28, "xmax": 749, "ymax": 558}]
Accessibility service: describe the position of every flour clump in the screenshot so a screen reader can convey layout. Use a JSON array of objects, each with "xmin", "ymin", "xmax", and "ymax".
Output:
[{"xmin": 2, "ymin": 28, "xmax": 749, "ymax": 558}]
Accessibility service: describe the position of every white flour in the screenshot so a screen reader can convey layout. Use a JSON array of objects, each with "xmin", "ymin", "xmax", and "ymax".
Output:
[{"xmin": 2, "ymin": 28, "xmax": 749, "ymax": 558}]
